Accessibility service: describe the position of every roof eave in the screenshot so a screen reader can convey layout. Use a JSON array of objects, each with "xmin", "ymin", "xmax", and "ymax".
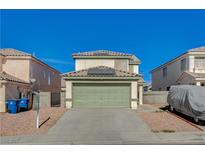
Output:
[
  {"xmin": 63, "ymin": 76, "xmax": 140, "ymax": 80},
  {"xmin": 129, "ymin": 61, "xmax": 141, "ymax": 65},
  {"xmin": 72, "ymin": 55, "xmax": 132, "ymax": 59},
  {"xmin": 196, "ymin": 77, "xmax": 205, "ymax": 81},
  {"xmin": 0, "ymin": 79, "xmax": 30, "ymax": 85},
  {"xmin": 150, "ymin": 52, "xmax": 189, "ymax": 73}
]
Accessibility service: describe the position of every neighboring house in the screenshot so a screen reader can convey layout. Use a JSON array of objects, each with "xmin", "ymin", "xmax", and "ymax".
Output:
[
  {"xmin": 151, "ymin": 46, "xmax": 205, "ymax": 91},
  {"xmin": 0, "ymin": 48, "xmax": 61, "ymax": 112},
  {"xmin": 62, "ymin": 50, "xmax": 144, "ymax": 109}
]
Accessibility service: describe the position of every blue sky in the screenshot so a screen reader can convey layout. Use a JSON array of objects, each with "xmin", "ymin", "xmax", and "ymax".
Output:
[{"xmin": 1, "ymin": 10, "xmax": 205, "ymax": 83}]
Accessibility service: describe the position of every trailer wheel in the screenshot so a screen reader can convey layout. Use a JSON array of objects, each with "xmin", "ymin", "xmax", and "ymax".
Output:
[
  {"xmin": 170, "ymin": 105, "xmax": 174, "ymax": 112},
  {"xmin": 194, "ymin": 117, "xmax": 199, "ymax": 124}
]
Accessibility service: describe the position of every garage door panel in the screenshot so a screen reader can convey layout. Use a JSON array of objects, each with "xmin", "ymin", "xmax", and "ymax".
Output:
[{"xmin": 73, "ymin": 83, "xmax": 130, "ymax": 108}]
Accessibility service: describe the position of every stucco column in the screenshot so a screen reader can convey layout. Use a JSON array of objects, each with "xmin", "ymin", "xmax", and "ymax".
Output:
[
  {"xmin": 131, "ymin": 81, "xmax": 138, "ymax": 109},
  {"xmin": 0, "ymin": 82, "xmax": 6, "ymax": 112},
  {"xmin": 139, "ymin": 85, "xmax": 143, "ymax": 105},
  {"xmin": 65, "ymin": 81, "xmax": 72, "ymax": 109}
]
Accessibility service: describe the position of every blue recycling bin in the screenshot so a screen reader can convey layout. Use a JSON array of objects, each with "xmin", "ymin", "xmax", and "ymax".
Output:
[
  {"xmin": 7, "ymin": 100, "xmax": 19, "ymax": 114},
  {"xmin": 19, "ymin": 98, "xmax": 29, "ymax": 110}
]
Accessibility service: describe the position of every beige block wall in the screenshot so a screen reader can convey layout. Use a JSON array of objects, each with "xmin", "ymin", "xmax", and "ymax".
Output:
[
  {"xmin": 2, "ymin": 58, "xmax": 30, "ymax": 82},
  {"xmin": 143, "ymin": 91, "xmax": 168, "ymax": 104},
  {"xmin": 30, "ymin": 59, "xmax": 61, "ymax": 92}
]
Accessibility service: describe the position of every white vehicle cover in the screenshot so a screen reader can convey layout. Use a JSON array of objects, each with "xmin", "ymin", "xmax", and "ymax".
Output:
[{"xmin": 167, "ymin": 85, "xmax": 205, "ymax": 120}]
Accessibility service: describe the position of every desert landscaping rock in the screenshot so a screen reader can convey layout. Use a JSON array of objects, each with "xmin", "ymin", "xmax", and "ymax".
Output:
[
  {"xmin": 138, "ymin": 106, "xmax": 202, "ymax": 133},
  {"xmin": 0, "ymin": 107, "xmax": 67, "ymax": 136}
]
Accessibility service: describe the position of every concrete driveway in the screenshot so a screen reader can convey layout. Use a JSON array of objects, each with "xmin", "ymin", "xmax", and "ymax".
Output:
[
  {"xmin": 1, "ymin": 108, "xmax": 205, "ymax": 144},
  {"xmin": 45, "ymin": 108, "xmax": 158, "ymax": 144}
]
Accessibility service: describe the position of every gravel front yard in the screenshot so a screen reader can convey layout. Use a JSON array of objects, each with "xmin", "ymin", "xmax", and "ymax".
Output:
[
  {"xmin": 0, "ymin": 107, "xmax": 67, "ymax": 136},
  {"xmin": 138, "ymin": 104, "xmax": 203, "ymax": 133}
]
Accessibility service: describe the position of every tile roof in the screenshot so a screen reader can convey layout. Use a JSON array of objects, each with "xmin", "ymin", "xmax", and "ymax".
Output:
[
  {"xmin": 72, "ymin": 50, "xmax": 140, "ymax": 64},
  {"xmin": 188, "ymin": 46, "xmax": 205, "ymax": 52},
  {"xmin": 0, "ymin": 48, "xmax": 61, "ymax": 74},
  {"xmin": 0, "ymin": 72, "xmax": 30, "ymax": 84},
  {"xmin": 72, "ymin": 50, "xmax": 132, "ymax": 57},
  {"xmin": 0, "ymin": 48, "xmax": 31, "ymax": 56},
  {"xmin": 62, "ymin": 66, "xmax": 140, "ymax": 78}
]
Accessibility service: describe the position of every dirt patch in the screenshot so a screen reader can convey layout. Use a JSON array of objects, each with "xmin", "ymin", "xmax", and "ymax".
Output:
[
  {"xmin": 138, "ymin": 111, "xmax": 202, "ymax": 133},
  {"xmin": 0, "ymin": 107, "xmax": 67, "ymax": 136},
  {"xmin": 138, "ymin": 103, "xmax": 168, "ymax": 112}
]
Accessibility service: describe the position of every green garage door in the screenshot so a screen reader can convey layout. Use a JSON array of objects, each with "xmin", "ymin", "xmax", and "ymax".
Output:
[{"xmin": 73, "ymin": 83, "xmax": 130, "ymax": 108}]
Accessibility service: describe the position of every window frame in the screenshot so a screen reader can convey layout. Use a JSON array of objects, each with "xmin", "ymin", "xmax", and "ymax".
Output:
[{"xmin": 162, "ymin": 67, "xmax": 167, "ymax": 78}]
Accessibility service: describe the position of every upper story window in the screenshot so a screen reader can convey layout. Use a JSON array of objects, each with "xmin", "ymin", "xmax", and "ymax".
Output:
[
  {"xmin": 181, "ymin": 58, "xmax": 186, "ymax": 71},
  {"xmin": 194, "ymin": 57, "xmax": 205, "ymax": 69},
  {"xmin": 48, "ymin": 73, "xmax": 51, "ymax": 85},
  {"xmin": 43, "ymin": 70, "xmax": 46, "ymax": 79},
  {"xmin": 162, "ymin": 67, "xmax": 167, "ymax": 78}
]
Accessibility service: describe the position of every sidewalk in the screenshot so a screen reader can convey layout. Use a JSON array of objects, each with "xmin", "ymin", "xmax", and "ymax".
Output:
[{"xmin": 1, "ymin": 132, "xmax": 205, "ymax": 144}]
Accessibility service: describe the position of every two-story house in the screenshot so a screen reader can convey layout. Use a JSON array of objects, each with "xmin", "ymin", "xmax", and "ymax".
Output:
[
  {"xmin": 62, "ymin": 50, "xmax": 144, "ymax": 109},
  {"xmin": 151, "ymin": 46, "xmax": 205, "ymax": 91},
  {"xmin": 0, "ymin": 48, "xmax": 61, "ymax": 112}
]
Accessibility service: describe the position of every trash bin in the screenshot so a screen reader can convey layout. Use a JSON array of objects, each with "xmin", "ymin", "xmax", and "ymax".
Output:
[
  {"xmin": 19, "ymin": 98, "xmax": 29, "ymax": 110},
  {"xmin": 7, "ymin": 100, "xmax": 19, "ymax": 114}
]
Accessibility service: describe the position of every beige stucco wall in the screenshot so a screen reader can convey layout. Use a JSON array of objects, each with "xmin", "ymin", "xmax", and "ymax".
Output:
[
  {"xmin": 30, "ymin": 59, "xmax": 61, "ymax": 92},
  {"xmin": 152, "ymin": 56, "xmax": 189, "ymax": 91},
  {"xmin": 152, "ymin": 52, "xmax": 205, "ymax": 91},
  {"xmin": 5, "ymin": 82, "xmax": 31, "ymax": 100},
  {"xmin": 65, "ymin": 81, "xmax": 72, "ymax": 108},
  {"xmin": 131, "ymin": 81, "xmax": 138, "ymax": 109},
  {"xmin": 75, "ymin": 59, "xmax": 131, "ymax": 72},
  {"xmin": 178, "ymin": 73, "xmax": 196, "ymax": 85},
  {"xmin": 2, "ymin": 56, "xmax": 61, "ymax": 93},
  {"xmin": 129, "ymin": 65, "xmax": 139, "ymax": 74},
  {"xmin": 2, "ymin": 58, "xmax": 30, "ymax": 82},
  {"xmin": 75, "ymin": 59, "xmax": 115, "ymax": 71},
  {"xmin": 114, "ymin": 59, "xmax": 129, "ymax": 71},
  {"xmin": 0, "ymin": 54, "xmax": 3, "ymax": 72}
]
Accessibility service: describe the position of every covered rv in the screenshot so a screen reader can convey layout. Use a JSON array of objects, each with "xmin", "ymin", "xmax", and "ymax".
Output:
[{"xmin": 167, "ymin": 85, "xmax": 205, "ymax": 123}]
